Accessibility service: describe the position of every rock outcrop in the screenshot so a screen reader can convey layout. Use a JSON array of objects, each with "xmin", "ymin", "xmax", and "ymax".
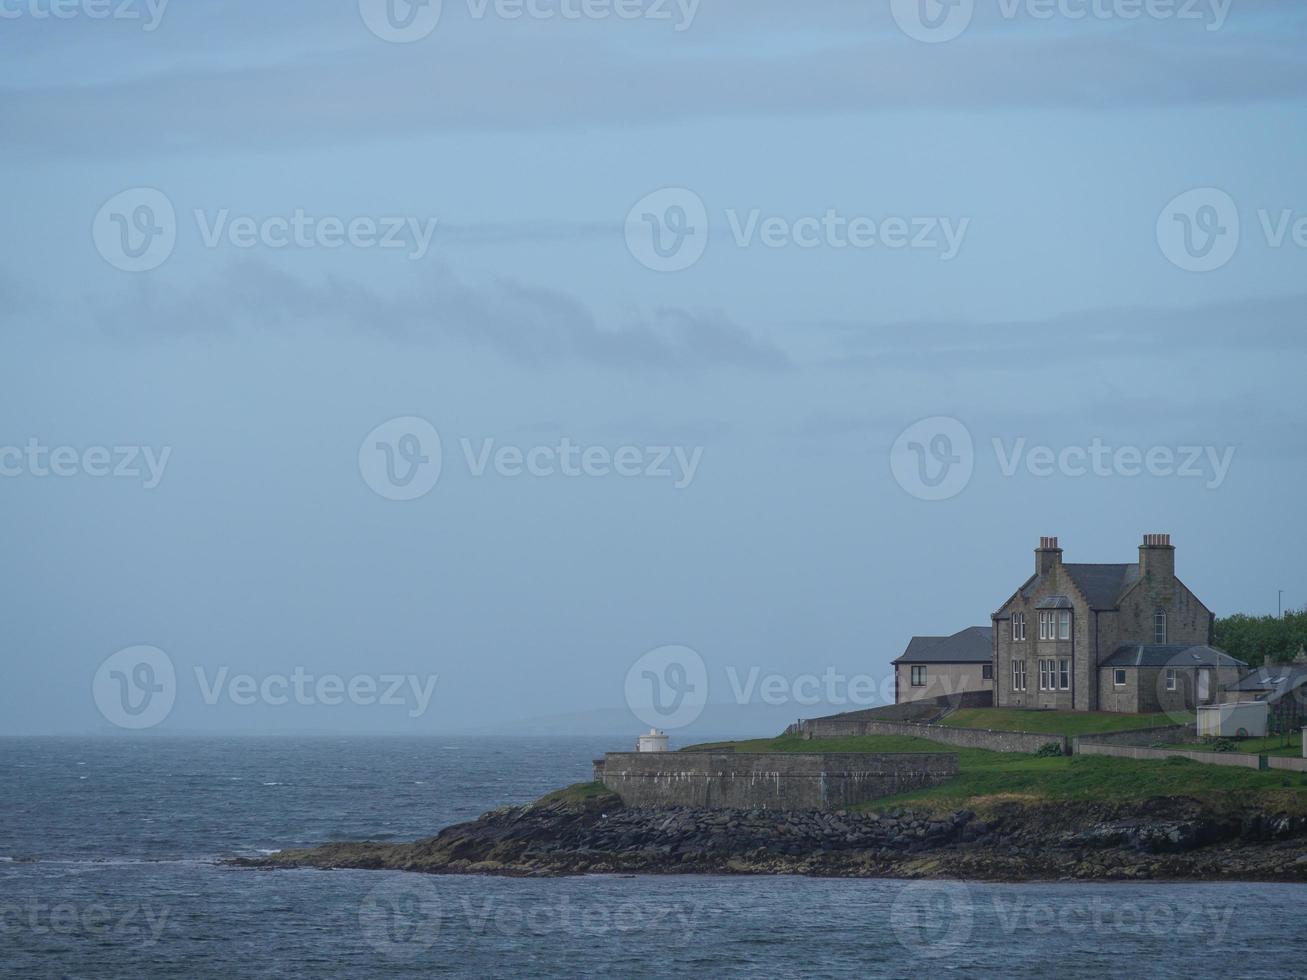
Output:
[{"xmin": 233, "ymin": 791, "xmax": 1307, "ymax": 882}]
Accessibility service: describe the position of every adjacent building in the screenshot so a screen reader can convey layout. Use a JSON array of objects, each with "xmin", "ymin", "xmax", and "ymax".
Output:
[
  {"xmin": 892, "ymin": 626, "xmax": 993, "ymax": 704},
  {"xmin": 991, "ymin": 534, "xmax": 1245, "ymax": 713}
]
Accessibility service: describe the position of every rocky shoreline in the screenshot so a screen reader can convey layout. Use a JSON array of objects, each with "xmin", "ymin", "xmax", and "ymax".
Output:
[{"xmin": 234, "ymin": 791, "xmax": 1307, "ymax": 882}]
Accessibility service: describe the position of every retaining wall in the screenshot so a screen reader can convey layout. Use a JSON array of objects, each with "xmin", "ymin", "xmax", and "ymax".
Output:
[
  {"xmin": 596, "ymin": 752, "xmax": 958, "ymax": 810},
  {"xmin": 1075, "ymin": 742, "xmax": 1307, "ymax": 772},
  {"xmin": 798, "ymin": 717, "xmax": 1067, "ymax": 755}
]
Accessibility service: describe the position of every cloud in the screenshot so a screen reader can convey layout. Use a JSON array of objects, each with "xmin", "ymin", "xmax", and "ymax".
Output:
[
  {"xmin": 89, "ymin": 259, "xmax": 793, "ymax": 372},
  {"xmin": 2, "ymin": 4, "xmax": 1305, "ymax": 156}
]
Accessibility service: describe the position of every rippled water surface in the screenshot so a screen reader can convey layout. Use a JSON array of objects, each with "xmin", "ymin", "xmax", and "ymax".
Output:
[{"xmin": 3, "ymin": 736, "xmax": 1304, "ymax": 978}]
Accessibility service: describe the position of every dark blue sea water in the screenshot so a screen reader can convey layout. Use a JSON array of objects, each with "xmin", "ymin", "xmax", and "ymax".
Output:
[{"xmin": 3, "ymin": 736, "xmax": 1305, "ymax": 979}]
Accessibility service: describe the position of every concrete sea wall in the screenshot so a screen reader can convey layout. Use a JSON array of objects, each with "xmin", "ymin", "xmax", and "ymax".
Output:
[{"xmin": 595, "ymin": 752, "xmax": 958, "ymax": 810}]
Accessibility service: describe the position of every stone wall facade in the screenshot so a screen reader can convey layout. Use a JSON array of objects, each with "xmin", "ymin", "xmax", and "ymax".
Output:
[
  {"xmin": 596, "ymin": 752, "xmax": 958, "ymax": 810},
  {"xmin": 994, "ymin": 535, "xmax": 1216, "ymax": 714}
]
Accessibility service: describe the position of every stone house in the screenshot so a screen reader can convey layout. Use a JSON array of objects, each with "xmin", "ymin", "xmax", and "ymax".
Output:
[
  {"xmin": 893, "ymin": 626, "xmax": 993, "ymax": 704},
  {"xmin": 991, "ymin": 534, "xmax": 1245, "ymax": 713}
]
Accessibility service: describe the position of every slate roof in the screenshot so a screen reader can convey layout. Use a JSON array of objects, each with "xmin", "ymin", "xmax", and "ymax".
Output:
[
  {"xmin": 1017, "ymin": 562, "xmax": 1142, "ymax": 609},
  {"xmin": 1062, "ymin": 563, "xmax": 1140, "ymax": 609},
  {"xmin": 1227, "ymin": 665, "xmax": 1307, "ymax": 702},
  {"xmin": 1099, "ymin": 644, "xmax": 1246, "ymax": 669},
  {"xmin": 893, "ymin": 626, "xmax": 993, "ymax": 664}
]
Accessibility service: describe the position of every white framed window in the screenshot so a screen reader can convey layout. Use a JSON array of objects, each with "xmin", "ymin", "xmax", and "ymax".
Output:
[
  {"xmin": 911, "ymin": 665, "xmax": 926, "ymax": 687},
  {"xmin": 1037, "ymin": 611, "xmax": 1047, "ymax": 640},
  {"xmin": 1154, "ymin": 609, "xmax": 1167, "ymax": 644},
  {"xmin": 1012, "ymin": 658, "xmax": 1027, "ymax": 691},
  {"xmin": 1165, "ymin": 668, "xmax": 1177, "ymax": 691},
  {"xmin": 1059, "ymin": 658, "xmax": 1071, "ymax": 690},
  {"xmin": 1113, "ymin": 668, "xmax": 1127, "ymax": 687},
  {"xmin": 1058, "ymin": 610, "xmax": 1071, "ymax": 640},
  {"xmin": 1039, "ymin": 658, "xmax": 1058, "ymax": 691},
  {"xmin": 1012, "ymin": 613, "xmax": 1026, "ymax": 642}
]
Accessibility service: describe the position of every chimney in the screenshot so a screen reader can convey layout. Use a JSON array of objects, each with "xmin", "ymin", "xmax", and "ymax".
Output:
[
  {"xmin": 1139, "ymin": 533, "xmax": 1175, "ymax": 584},
  {"xmin": 1036, "ymin": 536, "xmax": 1063, "ymax": 577}
]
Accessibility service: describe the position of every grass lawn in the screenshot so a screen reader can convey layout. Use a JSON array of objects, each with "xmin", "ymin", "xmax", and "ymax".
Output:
[
  {"xmin": 937, "ymin": 708, "xmax": 1188, "ymax": 736},
  {"xmin": 680, "ymin": 733, "xmax": 1307, "ymax": 814}
]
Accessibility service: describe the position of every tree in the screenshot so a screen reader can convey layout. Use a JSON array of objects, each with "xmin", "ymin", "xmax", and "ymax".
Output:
[{"xmin": 1214, "ymin": 607, "xmax": 1307, "ymax": 666}]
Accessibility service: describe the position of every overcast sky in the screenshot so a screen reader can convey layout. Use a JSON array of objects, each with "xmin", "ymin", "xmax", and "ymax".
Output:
[{"xmin": 2, "ymin": 0, "xmax": 1305, "ymax": 736}]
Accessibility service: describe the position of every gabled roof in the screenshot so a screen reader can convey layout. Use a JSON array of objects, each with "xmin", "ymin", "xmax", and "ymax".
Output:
[
  {"xmin": 893, "ymin": 626, "xmax": 993, "ymax": 665},
  {"xmin": 1017, "ymin": 562, "xmax": 1140, "ymax": 610},
  {"xmin": 1099, "ymin": 644, "xmax": 1246, "ymax": 669},
  {"xmin": 1062, "ymin": 563, "xmax": 1140, "ymax": 609}
]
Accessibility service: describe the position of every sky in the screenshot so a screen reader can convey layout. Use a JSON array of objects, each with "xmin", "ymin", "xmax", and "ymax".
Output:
[{"xmin": 1, "ymin": 0, "xmax": 1305, "ymax": 737}]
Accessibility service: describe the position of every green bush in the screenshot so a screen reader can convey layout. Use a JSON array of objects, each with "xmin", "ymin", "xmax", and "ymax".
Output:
[{"xmin": 1033, "ymin": 742, "xmax": 1064, "ymax": 758}]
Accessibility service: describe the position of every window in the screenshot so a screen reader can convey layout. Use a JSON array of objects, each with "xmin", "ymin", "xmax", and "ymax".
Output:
[
  {"xmin": 1012, "ymin": 658, "xmax": 1027, "ymax": 691},
  {"xmin": 1058, "ymin": 610, "xmax": 1071, "ymax": 640},
  {"xmin": 1059, "ymin": 658, "xmax": 1071, "ymax": 690},
  {"xmin": 1165, "ymin": 668, "xmax": 1177, "ymax": 691},
  {"xmin": 1012, "ymin": 613, "xmax": 1026, "ymax": 641},
  {"xmin": 1154, "ymin": 609, "xmax": 1167, "ymax": 644},
  {"xmin": 1113, "ymin": 668, "xmax": 1127, "ymax": 687},
  {"xmin": 1038, "ymin": 611, "xmax": 1051, "ymax": 640},
  {"xmin": 1039, "ymin": 658, "xmax": 1059, "ymax": 691},
  {"xmin": 982, "ymin": 664, "xmax": 993, "ymax": 681},
  {"xmin": 911, "ymin": 665, "xmax": 926, "ymax": 687}
]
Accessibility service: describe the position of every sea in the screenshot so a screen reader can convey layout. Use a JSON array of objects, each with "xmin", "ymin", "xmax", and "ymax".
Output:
[{"xmin": 3, "ymin": 736, "xmax": 1305, "ymax": 979}]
